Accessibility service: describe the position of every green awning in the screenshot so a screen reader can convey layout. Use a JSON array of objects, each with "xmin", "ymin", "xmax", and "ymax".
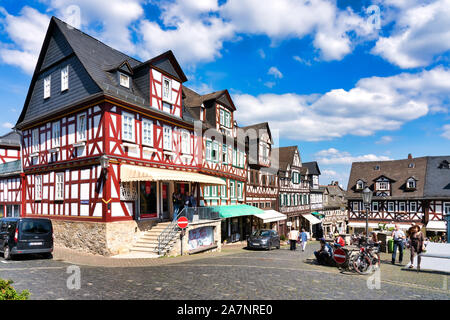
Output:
[
  {"xmin": 212, "ymin": 204, "xmax": 264, "ymax": 219},
  {"xmin": 311, "ymin": 211, "xmax": 325, "ymax": 219}
]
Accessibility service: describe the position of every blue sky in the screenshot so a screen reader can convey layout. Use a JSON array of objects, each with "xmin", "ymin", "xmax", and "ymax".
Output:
[{"xmin": 1, "ymin": 0, "xmax": 450, "ymax": 188}]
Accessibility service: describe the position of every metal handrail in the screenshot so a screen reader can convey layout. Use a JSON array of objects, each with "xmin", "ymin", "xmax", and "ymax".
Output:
[
  {"xmin": 155, "ymin": 206, "xmax": 220, "ymax": 255},
  {"xmin": 156, "ymin": 208, "xmax": 186, "ymax": 255}
]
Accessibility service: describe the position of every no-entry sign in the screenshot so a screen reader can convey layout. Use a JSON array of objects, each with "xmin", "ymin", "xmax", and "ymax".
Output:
[
  {"xmin": 177, "ymin": 216, "xmax": 189, "ymax": 229},
  {"xmin": 333, "ymin": 248, "xmax": 347, "ymax": 264}
]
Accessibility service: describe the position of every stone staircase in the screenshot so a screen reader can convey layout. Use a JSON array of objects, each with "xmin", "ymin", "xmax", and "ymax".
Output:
[{"xmin": 129, "ymin": 221, "xmax": 180, "ymax": 257}]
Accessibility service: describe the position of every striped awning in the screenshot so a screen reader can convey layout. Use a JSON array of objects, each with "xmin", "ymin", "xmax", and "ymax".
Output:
[
  {"xmin": 302, "ymin": 214, "xmax": 322, "ymax": 225},
  {"xmin": 253, "ymin": 210, "xmax": 287, "ymax": 223},
  {"xmin": 120, "ymin": 164, "xmax": 226, "ymax": 185}
]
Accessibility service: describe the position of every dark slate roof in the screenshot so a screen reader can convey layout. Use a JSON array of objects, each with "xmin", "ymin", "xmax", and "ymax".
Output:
[
  {"xmin": 346, "ymin": 156, "xmax": 428, "ymax": 199},
  {"xmin": 16, "ymin": 17, "xmax": 189, "ymax": 128},
  {"xmin": 424, "ymin": 156, "xmax": 450, "ymax": 198},
  {"xmin": 0, "ymin": 131, "xmax": 21, "ymax": 147},
  {"xmin": 0, "ymin": 160, "xmax": 22, "ymax": 176},
  {"xmin": 302, "ymin": 161, "xmax": 321, "ymax": 175},
  {"xmin": 273, "ymin": 146, "xmax": 300, "ymax": 172}
]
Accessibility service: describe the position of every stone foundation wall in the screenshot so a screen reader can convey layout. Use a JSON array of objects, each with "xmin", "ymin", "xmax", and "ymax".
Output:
[{"xmin": 53, "ymin": 219, "xmax": 161, "ymax": 256}]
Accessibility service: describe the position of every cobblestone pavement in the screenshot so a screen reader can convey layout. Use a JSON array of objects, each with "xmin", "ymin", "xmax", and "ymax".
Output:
[{"xmin": 1, "ymin": 242, "xmax": 449, "ymax": 300}]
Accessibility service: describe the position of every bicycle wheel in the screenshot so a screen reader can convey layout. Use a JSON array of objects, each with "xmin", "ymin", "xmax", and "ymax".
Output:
[{"xmin": 353, "ymin": 254, "xmax": 372, "ymax": 274}]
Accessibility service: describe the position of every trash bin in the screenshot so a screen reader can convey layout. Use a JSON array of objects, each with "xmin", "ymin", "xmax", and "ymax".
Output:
[{"xmin": 388, "ymin": 239, "xmax": 394, "ymax": 253}]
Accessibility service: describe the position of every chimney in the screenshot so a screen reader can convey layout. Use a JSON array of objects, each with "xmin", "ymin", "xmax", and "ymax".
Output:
[
  {"xmin": 408, "ymin": 153, "xmax": 412, "ymax": 160},
  {"xmin": 334, "ymin": 181, "xmax": 339, "ymax": 186}
]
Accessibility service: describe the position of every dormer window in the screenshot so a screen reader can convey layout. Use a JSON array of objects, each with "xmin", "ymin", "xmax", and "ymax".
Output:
[
  {"xmin": 378, "ymin": 181, "xmax": 389, "ymax": 190},
  {"xmin": 438, "ymin": 160, "xmax": 450, "ymax": 169},
  {"xmin": 408, "ymin": 163, "xmax": 415, "ymax": 168},
  {"xmin": 406, "ymin": 178, "xmax": 416, "ymax": 189},
  {"xmin": 356, "ymin": 180, "xmax": 364, "ymax": 190},
  {"xmin": 119, "ymin": 73, "xmax": 130, "ymax": 88},
  {"xmin": 44, "ymin": 75, "xmax": 51, "ymax": 99},
  {"xmin": 374, "ymin": 165, "xmax": 380, "ymax": 170}
]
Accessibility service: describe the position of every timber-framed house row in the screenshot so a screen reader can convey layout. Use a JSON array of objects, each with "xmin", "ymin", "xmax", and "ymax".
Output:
[
  {"xmin": 12, "ymin": 17, "xmax": 225, "ymax": 255},
  {"xmin": 275, "ymin": 146, "xmax": 311, "ymax": 234},
  {"xmin": 346, "ymin": 154, "xmax": 448, "ymax": 236}
]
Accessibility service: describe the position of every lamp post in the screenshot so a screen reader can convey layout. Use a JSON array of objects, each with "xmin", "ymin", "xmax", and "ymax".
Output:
[
  {"xmin": 444, "ymin": 212, "xmax": 450, "ymax": 243},
  {"xmin": 362, "ymin": 187, "xmax": 373, "ymax": 239},
  {"xmin": 100, "ymin": 155, "xmax": 110, "ymax": 176}
]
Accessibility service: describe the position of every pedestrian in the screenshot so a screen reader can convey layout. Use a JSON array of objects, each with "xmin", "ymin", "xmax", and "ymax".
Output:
[
  {"xmin": 408, "ymin": 224, "xmax": 425, "ymax": 271},
  {"xmin": 391, "ymin": 224, "xmax": 406, "ymax": 265},
  {"xmin": 299, "ymin": 228, "xmax": 308, "ymax": 252},
  {"xmin": 172, "ymin": 192, "xmax": 181, "ymax": 221},
  {"xmin": 314, "ymin": 238, "xmax": 334, "ymax": 266},
  {"xmin": 288, "ymin": 228, "xmax": 299, "ymax": 251}
]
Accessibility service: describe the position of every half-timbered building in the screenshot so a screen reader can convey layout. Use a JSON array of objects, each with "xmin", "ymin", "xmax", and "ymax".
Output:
[
  {"xmin": 302, "ymin": 161, "xmax": 324, "ymax": 237},
  {"xmin": 321, "ymin": 182, "xmax": 347, "ymax": 236},
  {"xmin": 275, "ymin": 146, "xmax": 312, "ymax": 235},
  {"xmin": 346, "ymin": 154, "xmax": 448, "ymax": 236},
  {"xmin": 12, "ymin": 17, "xmax": 225, "ymax": 255},
  {"xmin": 243, "ymin": 122, "xmax": 285, "ymax": 233},
  {"xmin": 0, "ymin": 131, "xmax": 22, "ymax": 218}
]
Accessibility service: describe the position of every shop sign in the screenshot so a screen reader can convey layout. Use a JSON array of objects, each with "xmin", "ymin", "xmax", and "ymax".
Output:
[{"xmin": 188, "ymin": 226, "xmax": 214, "ymax": 251}]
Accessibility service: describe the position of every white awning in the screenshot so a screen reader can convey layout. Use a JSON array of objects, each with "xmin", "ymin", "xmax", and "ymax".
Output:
[
  {"xmin": 385, "ymin": 224, "xmax": 412, "ymax": 230},
  {"xmin": 253, "ymin": 210, "xmax": 287, "ymax": 223},
  {"xmin": 426, "ymin": 220, "xmax": 447, "ymax": 232},
  {"xmin": 302, "ymin": 214, "xmax": 322, "ymax": 225},
  {"xmin": 121, "ymin": 164, "xmax": 226, "ymax": 185},
  {"xmin": 348, "ymin": 222, "xmax": 379, "ymax": 228}
]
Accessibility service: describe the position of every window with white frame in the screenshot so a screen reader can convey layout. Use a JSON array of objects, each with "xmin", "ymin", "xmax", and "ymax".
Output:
[
  {"xmin": 410, "ymin": 201, "xmax": 417, "ymax": 212},
  {"xmin": 32, "ymin": 129, "xmax": 39, "ymax": 153},
  {"xmin": 204, "ymin": 186, "xmax": 210, "ymax": 197},
  {"xmin": 211, "ymin": 186, "xmax": 217, "ymax": 197},
  {"xmin": 230, "ymin": 181, "xmax": 235, "ymax": 198},
  {"xmin": 222, "ymin": 144, "xmax": 227, "ymax": 164},
  {"xmin": 44, "ymin": 75, "xmax": 51, "ymax": 99},
  {"xmin": 372, "ymin": 201, "xmax": 378, "ymax": 212},
  {"xmin": 378, "ymin": 181, "xmax": 389, "ymax": 190},
  {"xmin": 407, "ymin": 178, "xmax": 416, "ymax": 189},
  {"xmin": 444, "ymin": 202, "xmax": 450, "ymax": 215},
  {"xmin": 356, "ymin": 180, "xmax": 364, "ymax": 189},
  {"xmin": 225, "ymin": 111, "xmax": 231, "ymax": 128},
  {"xmin": 221, "ymin": 184, "xmax": 227, "ymax": 198},
  {"xmin": 61, "ymin": 66, "xmax": 69, "ymax": 91},
  {"xmin": 206, "ymin": 141, "xmax": 212, "ymax": 160},
  {"xmin": 121, "ymin": 112, "xmax": 134, "ymax": 142},
  {"xmin": 163, "ymin": 77, "xmax": 171, "ymax": 100},
  {"xmin": 399, "ymin": 202, "xmax": 406, "ymax": 212},
  {"xmin": 232, "ymin": 149, "xmax": 237, "ymax": 166},
  {"xmin": 212, "ymin": 142, "xmax": 219, "ymax": 162},
  {"xmin": 388, "ymin": 202, "xmax": 394, "ymax": 212},
  {"xmin": 163, "ymin": 126, "xmax": 172, "ymax": 150},
  {"xmin": 119, "ymin": 73, "xmax": 130, "ymax": 88},
  {"xmin": 163, "ymin": 102, "xmax": 172, "ymax": 114},
  {"xmin": 142, "ymin": 119, "xmax": 153, "ymax": 146},
  {"xmin": 77, "ymin": 113, "xmax": 87, "ymax": 142},
  {"xmin": 55, "ymin": 172, "xmax": 64, "ymax": 200},
  {"xmin": 220, "ymin": 109, "xmax": 224, "ymax": 126},
  {"xmin": 52, "ymin": 122, "xmax": 60, "ymax": 147},
  {"xmin": 181, "ymin": 131, "xmax": 190, "ymax": 154},
  {"xmin": 237, "ymin": 183, "xmax": 242, "ymax": 199},
  {"xmin": 35, "ymin": 175, "xmax": 42, "ymax": 200}
]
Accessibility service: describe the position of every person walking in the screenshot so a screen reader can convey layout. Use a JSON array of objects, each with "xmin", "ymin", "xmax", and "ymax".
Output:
[
  {"xmin": 408, "ymin": 224, "xmax": 425, "ymax": 271},
  {"xmin": 288, "ymin": 228, "xmax": 299, "ymax": 251},
  {"xmin": 299, "ymin": 228, "xmax": 308, "ymax": 252},
  {"xmin": 391, "ymin": 224, "xmax": 406, "ymax": 265}
]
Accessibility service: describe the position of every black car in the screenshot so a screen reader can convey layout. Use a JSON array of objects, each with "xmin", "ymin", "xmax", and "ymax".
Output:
[
  {"xmin": 0, "ymin": 218, "xmax": 53, "ymax": 260},
  {"xmin": 247, "ymin": 229, "xmax": 280, "ymax": 250}
]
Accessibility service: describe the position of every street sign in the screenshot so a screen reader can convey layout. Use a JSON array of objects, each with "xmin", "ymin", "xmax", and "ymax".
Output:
[
  {"xmin": 333, "ymin": 248, "xmax": 347, "ymax": 264},
  {"xmin": 177, "ymin": 216, "xmax": 189, "ymax": 229}
]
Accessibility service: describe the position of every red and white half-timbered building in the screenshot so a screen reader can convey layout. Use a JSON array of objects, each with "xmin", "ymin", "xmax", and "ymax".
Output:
[
  {"xmin": 11, "ymin": 17, "xmax": 225, "ymax": 255},
  {"xmin": 0, "ymin": 132, "xmax": 22, "ymax": 218}
]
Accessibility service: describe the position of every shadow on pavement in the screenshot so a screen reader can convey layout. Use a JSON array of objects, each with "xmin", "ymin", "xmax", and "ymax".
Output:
[{"xmin": 400, "ymin": 267, "xmax": 450, "ymax": 276}]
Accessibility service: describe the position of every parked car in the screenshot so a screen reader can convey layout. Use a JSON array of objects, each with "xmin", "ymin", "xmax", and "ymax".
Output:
[
  {"xmin": 247, "ymin": 229, "xmax": 280, "ymax": 250},
  {"xmin": 0, "ymin": 218, "xmax": 53, "ymax": 260}
]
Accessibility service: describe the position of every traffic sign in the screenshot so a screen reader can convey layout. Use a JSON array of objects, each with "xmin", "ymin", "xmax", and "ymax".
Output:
[
  {"xmin": 333, "ymin": 248, "xmax": 347, "ymax": 264},
  {"xmin": 177, "ymin": 216, "xmax": 189, "ymax": 229}
]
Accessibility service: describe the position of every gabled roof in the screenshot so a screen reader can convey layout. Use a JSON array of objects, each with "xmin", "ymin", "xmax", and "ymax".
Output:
[
  {"xmin": 241, "ymin": 122, "xmax": 273, "ymax": 144},
  {"xmin": 424, "ymin": 156, "xmax": 450, "ymax": 198},
  {"xmin": 183, "ymin": 87, "xmax": 236, "ymax": 111},
  {"xmin": 273, "ymin": 146, "xmax": 300, "ymax": 171},
  {"xmin": 372, "ymin": 174, "xmax": 396, "ymax": 182},
  {"xmin": 346, "ymin": 156, "xmax": 428, "ymax": 199},
  {"xmin": 0, "ymin": 131, "xmax": 21, "ymax": 147},
  {"xmin": 16, "ymin": 17, "xmax": 189, "ymax": 129},
  {"xmin": 302, "ymin": 161, "xmax": 321, "ymax": 175},
  {"xmin": 134, "ymin": 50, "xmax": 187, "ymax": 82}
]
